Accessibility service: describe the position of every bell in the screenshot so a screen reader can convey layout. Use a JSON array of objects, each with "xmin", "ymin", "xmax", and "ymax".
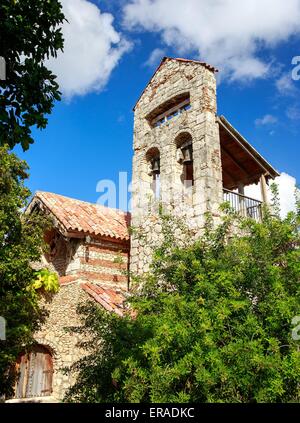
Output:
[
  {"xmin": 151, "ymin": 157, "xmax": 160, "ymax": 174},
  {"xmin": 176, "ymin": 148, "xmax": 184, "ymax": 163},
  {"xmin": 182, "ymin": 145, "xmax": 193, "ymax": 164}
]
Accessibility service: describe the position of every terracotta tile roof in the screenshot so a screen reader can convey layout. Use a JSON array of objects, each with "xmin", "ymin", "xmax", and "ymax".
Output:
[
  {"xmin": 30, "ymin": 191, "xmax": 130, "ymax": 241},
  {"xmin": 81, "ymin": 282, "xmax": 127, "ymax": 317},
  {"xmin": 133, "ymin": 56, "xmax": 218, "ymax": 110}
]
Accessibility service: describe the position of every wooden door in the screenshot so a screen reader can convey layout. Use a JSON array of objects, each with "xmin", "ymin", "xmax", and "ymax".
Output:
[{"xmin": 15, "ymin": 345, "xmax": 53, "ymax": 398}]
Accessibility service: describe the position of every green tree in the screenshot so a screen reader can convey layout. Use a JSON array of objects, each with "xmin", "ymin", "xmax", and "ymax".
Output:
[
  {"xmin": 0, "ymin": 0, "xmax": 64, "ymax": 151},
  {"xmin": 65, "ymin": 197, "xmax": 300, "ymax": 403},
  {"xmin": 0, "ymin": 146, "xmax": 59, "ymax": 398}
]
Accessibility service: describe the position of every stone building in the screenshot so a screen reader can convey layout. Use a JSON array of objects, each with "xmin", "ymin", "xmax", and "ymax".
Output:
[
  {"xmin": 130, "ymin": 57, "xmax": 279, "ymax": 274},
  {"xmin": 8, "ymin": 192, "xmax": 130, "ymax": 402},
  {"xmin": 9, "ymin": 57, "xmax": 279, "ymax": 402}
]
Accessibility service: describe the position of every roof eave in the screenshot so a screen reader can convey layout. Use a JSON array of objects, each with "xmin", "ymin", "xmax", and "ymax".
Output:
[
  {"xmin": 26, "ymin": 194, "xmax": 70, "ymax": 237},
  {"xmin": 27, "ymin": 193, "xmax": 130, "ymax": 243},
  {"xmin": 217, "ymin": 115, "xmax": 280, "ymax": 180}
]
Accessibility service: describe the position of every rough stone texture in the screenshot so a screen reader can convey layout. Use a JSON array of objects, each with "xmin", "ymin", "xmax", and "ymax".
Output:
[
  {"xmin": 130, "ymin": 58, "xmax": 223, "ymax": 274},
  {"xmin": 34, "ymin": 282, "xmax": 87, "ymax": 402},
  {"xmin": 12, "ymin": 236, "xmax": 130, "ymax": 403}
]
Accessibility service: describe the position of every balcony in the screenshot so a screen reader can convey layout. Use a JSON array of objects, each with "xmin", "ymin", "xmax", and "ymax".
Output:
[
  {"xmin": 217, "ymin": 116, "xmax": 279, "ymax": 223},
  {"xmin": 223, "ymin": 189, "xmax": 262, "ymax": 221}
]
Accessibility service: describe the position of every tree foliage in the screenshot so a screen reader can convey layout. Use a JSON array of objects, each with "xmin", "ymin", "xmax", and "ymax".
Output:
[
  {"xmin": 65, "ymin": 195, "xmax": 300, "ymax": 403},
  {"xmin": 31, "ymin": 268, "xmax": 59, "ymax": 293},
  {"xmin": 0, "ymin": 146, "xmax": 59, "ymax": 397},
  {"xmin": 0, "ymin": 0, "xmax": 64, "ymax": 150}
]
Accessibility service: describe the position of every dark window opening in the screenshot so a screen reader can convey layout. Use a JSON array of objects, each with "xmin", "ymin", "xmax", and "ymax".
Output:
[{"xmin": 147, "ymin": 93, "xmax": 191, "ymax": 128}]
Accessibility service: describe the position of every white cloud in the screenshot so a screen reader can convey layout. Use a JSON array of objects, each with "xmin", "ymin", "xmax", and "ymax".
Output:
[
  {"xmin": 245, "ymin": 172, "xmax": 298, "ymax": 217},
  {"xmin": 276, "ymin": 173, "xmax": 298, "ymax": 216},
  {"xmin": 276, "ymin": 73, "xmax": 298, "ymax": 96},
  {"xmin": 286, "ymin": 105, "xmax": 300, "ymax": 120},
  {"xmin": 255, "ymin": 114, "xmax": 278, "ymax": 126},
  {"xmin": 144, "ymin": 48, "xmax": 166, "ymax": 68},
  {"xmin": 47, "ymin": 0, "xmax": 131, "ymax": 99},
  {"xmin": 123, "ymin": 0, "xmax": 300, "ymax": 81},
  {"xmin": 117, "ymin": 114, "xmax": 125, "ymax": 123}
]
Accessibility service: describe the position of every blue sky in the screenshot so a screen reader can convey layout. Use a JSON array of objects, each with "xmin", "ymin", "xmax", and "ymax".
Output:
[{"xmin": 15, "ymin": 0, "xmax": 300, "ymax": 212}]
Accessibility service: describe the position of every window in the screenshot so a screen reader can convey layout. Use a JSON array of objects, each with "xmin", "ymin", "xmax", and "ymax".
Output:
[
  {"xmin": 147, "ymin": 93, "xmax": 191, "ymax": 128},
  {"xmin": 14, "ymin": 345, "xmax": 53, "ymax": 398},
  {"xmin": 182, "ymin": 104, "xmax": 191, "ymax": 112}
]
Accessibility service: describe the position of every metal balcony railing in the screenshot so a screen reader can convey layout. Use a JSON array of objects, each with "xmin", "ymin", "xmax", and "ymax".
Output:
[{"xmin": 223, "ymin": 188, "xmax": 262, "ymax": 221}]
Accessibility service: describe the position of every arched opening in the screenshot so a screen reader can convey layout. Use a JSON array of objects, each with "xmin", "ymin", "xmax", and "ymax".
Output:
[
  {"xmin": 175, "ymin": 132, "xmax": 194, "ymax": 188},
  {"xmin": 146, "ymin": 147, "xmax": 161, "ymax": 199},
  {"xmin": 14, "ymin": 345, "xmax": 54, "ymax": 399}
]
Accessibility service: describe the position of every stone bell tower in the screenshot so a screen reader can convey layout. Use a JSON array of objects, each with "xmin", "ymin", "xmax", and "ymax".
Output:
[{"xmin": 130, "ymin": 57, "xmax": 223, "ymax": 275}]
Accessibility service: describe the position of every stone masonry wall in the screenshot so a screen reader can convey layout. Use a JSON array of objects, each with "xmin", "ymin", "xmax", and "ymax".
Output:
[
  {"xmin": 33, "ymin": 235, "xmax": 130, "ymax": 401},
  {"xmin": 34, "ymin": 282, "xmax": 88, "ymax": 401},
  {"xmin": 130, "ymin": 59, "xmax": 223, "ymax": 275},
  {"xmin": 76, "ymin": 238, "xmax": 129, "ymax": 291}
]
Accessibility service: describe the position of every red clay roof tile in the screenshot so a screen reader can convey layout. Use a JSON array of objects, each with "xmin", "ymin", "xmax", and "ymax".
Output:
[
  {"xmin": 81, "ymin": 282, "xmax": 127, "ymax": 317},
  {"xmin": 30, "ymin": 191, "xmax": 130, "ymax": 241}
]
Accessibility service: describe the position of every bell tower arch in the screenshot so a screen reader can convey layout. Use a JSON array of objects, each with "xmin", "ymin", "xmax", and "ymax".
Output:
[{"xmin": 130, "ymin": 57, "xmax": 223, "ymax": 275}]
